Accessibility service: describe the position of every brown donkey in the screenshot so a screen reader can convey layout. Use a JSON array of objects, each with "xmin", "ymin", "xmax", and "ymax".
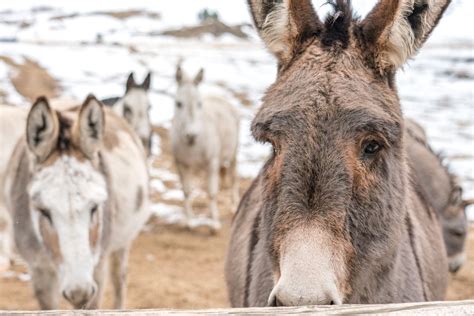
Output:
[
  {"xmin": 405, "ymin": 119, "xmax": 472, "ymax": 273},
  {"xmin": 225, "ymin": 0, "xmax": 450, "ymax": 307}
]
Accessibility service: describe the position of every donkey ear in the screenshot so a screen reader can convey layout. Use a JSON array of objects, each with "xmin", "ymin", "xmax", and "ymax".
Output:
[
  {"xmin": 26, "ymin": 97, "xmax": 59, "ymax": 162},
  {"xmin": 142, "ymin": 72, "xmax": 152, "ymax": 91},
  {"xmin": 247, "ymin": 0, "xmax": 322, "ymax": 67},
  {"xmin": 76, "ymin": 94, "xmax": 105, "ymax": 158},
  {"xmin": 361, "ymin": 0, "xmax": 451, "ymax": 73},
  {"xmin": 462, "ymin": 198, "xmax": 474, "ymax": 208},
  {"xmin": 126, "ymin": 72, "xmax": 136, "ymax": 92},
  {"xmin": 193, "ymin": 68, "xmax": 204, "ymax": 86}
]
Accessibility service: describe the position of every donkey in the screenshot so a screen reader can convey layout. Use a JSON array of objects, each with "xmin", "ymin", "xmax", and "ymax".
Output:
[
  {"xmin": 171, "ymin": 65, "xmax": 240, "ymax": 231},
  {"xmin": 102, "ymin": 72, "xmax": 152, "ymax": 154},
  {"xmin": 0, "ymin": 105, "xmax": 27, "ymax": 270},
  {"xmin": 3, "ymin": 95, "xmax": 150, "ymax": 309},
  {"xmin": 405, "ymin": 118, "xmax": 472, "ymax": 273},
  {"xmin": 226, "ymin": 0, "xmax": 451, "ymax": 307}
]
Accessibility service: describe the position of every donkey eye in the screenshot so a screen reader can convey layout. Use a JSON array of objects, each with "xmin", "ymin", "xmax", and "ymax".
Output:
[
  {"xmin": 38, "ymin": 208, "xmax": 52, "ymax": 224},
  {"xmin": 451, "ymin": 228, "xmax": 465, "ymax": 238},
  {"xmin": 176, "ymin": 101, "xmax": 182, "ymax": 108},
  {"xmin": 362, "ymin": 140, "xmax": 382, "ymax": 157},
  {"xmin": 90, "ymin": 205, "xmax": 98, "ymax": 219}
]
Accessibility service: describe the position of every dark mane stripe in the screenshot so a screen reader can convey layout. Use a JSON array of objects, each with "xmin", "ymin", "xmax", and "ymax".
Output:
[
  {"xmin": 405, "ymin": 213, "xmax": 428, "ymax": 301},
  {"xmin": 56, "ymin": 112, "xmax": 73, "ymax": 151},
  {"xmin": 406, "ymin": 127, "xmax": 461, "ymax": 211},
  {"xmin": 321, "ymin": 0, "xmax": 356, "ymax": 48}
]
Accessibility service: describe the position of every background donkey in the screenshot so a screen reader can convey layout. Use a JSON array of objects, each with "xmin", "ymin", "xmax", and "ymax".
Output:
[
  {"xmin": 171, "ymin": 65, "xmax": 240, "ymax": 231},
  {"xmin": 3, "ymin": 95, "xmax": 150, "ymax": 309},
  {"xmin": 226, "ymin": 0, "xmax": 450, "ymax": 307},
  {"xmin": 406, "ymin": 118, "xmax": 472, "ymax": 273},
  {"xmin": 0, "ymin": 105, "xmax": 27, "ymax": 270},
  {"xmin": 102, "ymin": 72, "xmax": 153, "ymax": 155}
]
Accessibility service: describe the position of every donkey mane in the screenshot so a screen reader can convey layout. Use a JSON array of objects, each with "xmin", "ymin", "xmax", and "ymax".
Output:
[
  {"xmin": 406, "ymin": 127, "xmax": 461, "ymax": 211},
  {"xmin": 56, "ymin": 113, "xmax": 73, "ymax": 151},
  {"xmin": 321, "ymin": 0, "xmax": 356, "ymax": 48}
]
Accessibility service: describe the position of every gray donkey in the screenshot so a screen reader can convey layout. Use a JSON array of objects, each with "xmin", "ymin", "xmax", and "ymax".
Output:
[
  {"xmin": 171, "ymin": 65, "xmax": 240, "ymax": 231},
  {"xmin": 226, "ymin": 0, "xmax": 450, "ymax": 307},
  {"xmin": 103, "ymin": 72, "xmax": 152, "ymax": 154},
  {"xmin": 406, "ymin": 118, "xmax": 472, "ymax": 273},
  {"xmin": 3, "ymin": 95, "xmax": 150, "ymax": 309}
]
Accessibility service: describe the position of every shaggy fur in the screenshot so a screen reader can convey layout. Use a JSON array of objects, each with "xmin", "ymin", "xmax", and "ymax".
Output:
[{"xmin": 226, "ymin": 0, "xmax": 451, "ymax": 307}]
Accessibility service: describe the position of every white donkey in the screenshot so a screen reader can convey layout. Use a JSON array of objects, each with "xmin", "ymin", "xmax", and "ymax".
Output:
[
  {"xmin": 0, "ymin": 105, "xmax": 27, "ymax": 270},
  {"xmin": 171, "ymin": 65, "xmax": 240, "ymax": 231},
  {"xmin": 2, "ymin": 95, "xmax": 150, "ymax": 309},
  {"xmin": 102, "ymin": 72, "xmax": 152, "ymax": 155}
]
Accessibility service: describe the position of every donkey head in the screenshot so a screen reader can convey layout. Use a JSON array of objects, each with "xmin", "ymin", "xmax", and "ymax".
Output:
[
  {"xmin": 442, "ymin": 182, "xmax": 473, "ymax": 273},
  {"xmin": 174, "ymin": 65, "xmax": 205, "ymax": 146},
  {"xmin": 123, "ymin": 72, "xmax": 152, "ymax": 153},
  {"xmin": 26, "ymin": 95, "xmax": 108, "ymax": 308},
  {"xmin": 248, "ymin": 0, "xmax": 451, "ymax": 306}
]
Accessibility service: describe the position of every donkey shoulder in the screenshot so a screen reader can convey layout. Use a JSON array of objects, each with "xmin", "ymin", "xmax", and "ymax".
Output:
[{"xmin": 225, "ymin": 174, "xmax": 266, "ymax": 306}]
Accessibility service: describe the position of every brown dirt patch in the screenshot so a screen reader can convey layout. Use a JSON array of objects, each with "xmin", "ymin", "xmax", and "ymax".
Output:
[
  {"xmin": 161, "ymin": 21, "xmax": 248, "ymax": 39},
  {"xmin": 0, "ymin": 56, "xmax": 59, "ymax": 101},
  {"xmin": 50, "ymin": 10, "xmax": 160, "ymax": 22}
]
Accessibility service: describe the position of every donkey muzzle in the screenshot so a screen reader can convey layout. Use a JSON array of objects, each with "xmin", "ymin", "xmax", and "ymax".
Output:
[
  {"xmin": 448, "ymin": 252, "xmax": 466, "ymax": 274},
  {"xmin": 185, "ymin": 133, "xmax": 197, "ymax": 146},
  {"xmin": 269, "ymin": 226, "xmax": 347, "ymax": 306},
  {"xmin": 63, "ymin": 283, "xmax": 97, "ymax": 308},
  {"xmin": 267, "ymin": 279, "xmax": 342, "ymax": 307}
]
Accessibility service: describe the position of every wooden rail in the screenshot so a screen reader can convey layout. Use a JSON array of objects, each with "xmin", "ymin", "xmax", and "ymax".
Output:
[{"xmin": 1, "ymin": 300, "xmax": 473, "ymax": 315}]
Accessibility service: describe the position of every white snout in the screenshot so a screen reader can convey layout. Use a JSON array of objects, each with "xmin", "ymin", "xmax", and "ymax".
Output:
[
  {"xmin": 62, "ymin": 282, "xmax": 97, "ymax": 308},
  {"xmin": 449, "ymin": 252, "xmax": 466, "ymax": 273},
  {"xmin": 269, "ymin": 227, "xmax": 347, "ymax": 306},
  {"xmin": 137, "ymin": 122, "xmax": 151, "ymax": 140}
]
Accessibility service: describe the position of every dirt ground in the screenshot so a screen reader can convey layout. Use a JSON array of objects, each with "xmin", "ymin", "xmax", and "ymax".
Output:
[
  {"xmin": 1, "ymin": 198, "xmax": 473, "ymax": 310},
  {"xmin": 0, "ymin": 56, "xmax": 59, "ymax": 102}
]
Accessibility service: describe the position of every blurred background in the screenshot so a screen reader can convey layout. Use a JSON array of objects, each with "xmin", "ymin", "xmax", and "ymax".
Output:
[{"xmin": 0, "ymin": 0, "xmax": 473, "ymax": 310}]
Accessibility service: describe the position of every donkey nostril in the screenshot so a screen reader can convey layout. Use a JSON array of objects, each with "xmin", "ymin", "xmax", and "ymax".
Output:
[
  {"xmin": 62, "ymin": 290, "xmax": 69, "ymax": 301},
  {"xmin": 330, "ymin": 300, "xmax": 335, "ymax": 305},
  {"xmin": 186, "ymin": 134, "xmax": 196, "ymax": 146}
]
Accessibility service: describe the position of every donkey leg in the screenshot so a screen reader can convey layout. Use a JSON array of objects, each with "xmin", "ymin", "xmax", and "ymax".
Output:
[
  {"xmin": 31, "ymin": 265, "xmax": 60, "ymax": 310},
  {"xmin": 0, "ymin": 207, "xmax": 13, "ymax": 270},
  {"xmin": 110, "ymin": 247, "xmax": 129, "ymax": 309},
  {"xmin": 207, "ymin": 161, "xmax": 221, "ymax": 231},
  {"xmin": 177, "ymin": 163, "xmax": 194, "ymax": 226},
  {"xmin": 230, "ymin": 160, "xmax": 240, "ymax": 213}
]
